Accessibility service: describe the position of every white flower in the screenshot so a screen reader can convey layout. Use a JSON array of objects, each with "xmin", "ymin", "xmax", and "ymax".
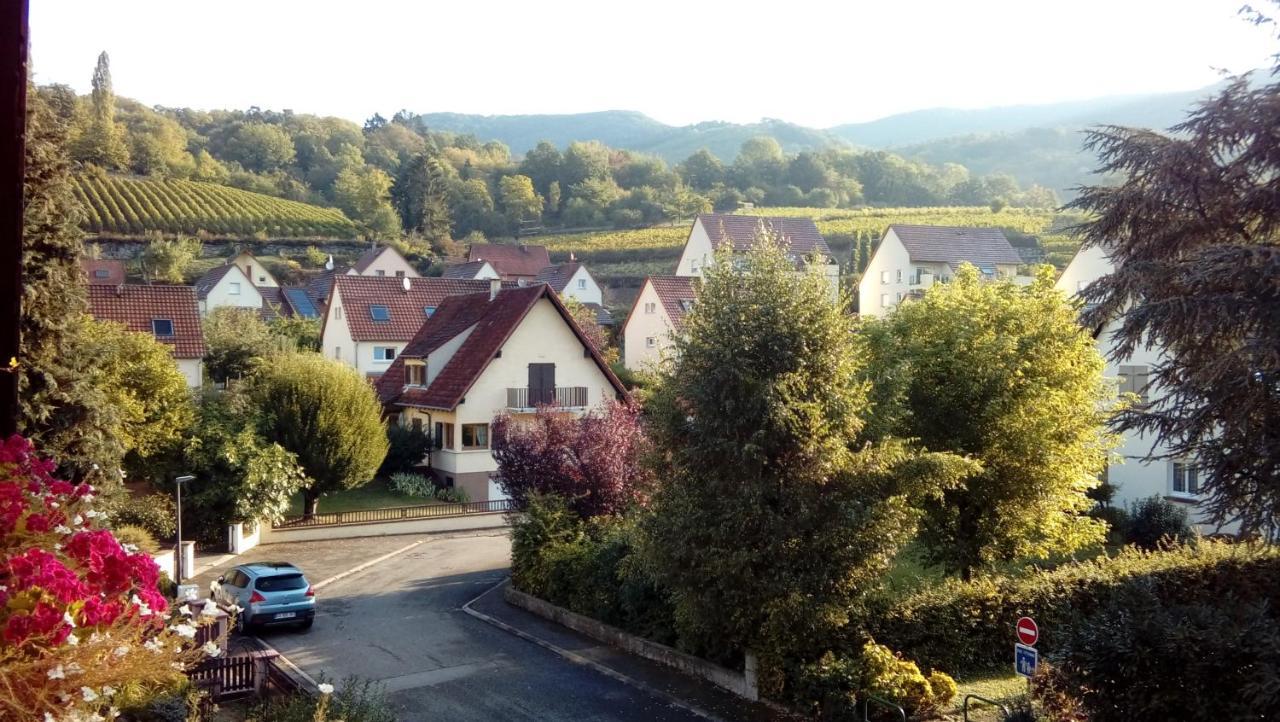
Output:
[
  {"xmin": 101, "ymin": 686, "xmax": 116, "ymax": 697},
  {"xmin": 108, "ymin": 708, "xmax": 120, "ymax": 720},
  {"xmin": 54, "ymin": 543, "xmax": 62, "ymax": 551},
  {"xmin": 47, "ymin": 664, "xmax": 66, "ymax": 679},
  {"xmin": 81, "ymin": 686, "xmax": 99, "ymax": 702},
  {"xmin": 49, "ymin": 501, "xmax": 59, "ymax": 508},
  {"xmin": 144, "ymin": 638, "xmax": 164, "ymax": 653},
  {"xmin": 72, "ymin": 514, "xmax": 84, "ymax": 526},
  {"xmin": 170, "ymin": 662, "xmax": 185, "ymax": 671},
  {"xmin": 88, "ymin": 632, "xmax": 102, "ymax": 644},
  {"xmin": 63, "ymin": 611, "xmax": 77, "ymax": 628},
  {"xmin": 44, "ymin": 713, "xmax": 56, "ymax": 722},
  {"xmin": 201, "ymin": 641, "xmax": 221, "ymax": 657},
  {"xmin": 172, "ymin": 623, "xmax": 197, "ymax": 639},
  {"xmin": 180, "ymin": 606, "xmax": 194, "ymax": 616},
  {"xmin": 66, "ymin": 632, "xmax": 79, "ymax": 646},
  {"xmin": 201, "ymin": 599, "xmax": 220, "ymax": 617},
  {"xmin": 85, "ymin": 510, "xmax": 101, "ymax": 519},
  {"xmin": 113, "ymin": 645, "xmax": 129, "ymax": 657},
  {"xmin": 66, "ymin": 663, "xmax": 84, "ymax": 676},
  {"xmin": 121, "ymin": 543, "xmax": 138, "ymax": 553},
  {"xmin": 54, "ymin": 525, "xmax": 72, "ymax": 535},
  {"xmin": 318, "ymin": 683, "xmax": 334, "ymax": 695}
]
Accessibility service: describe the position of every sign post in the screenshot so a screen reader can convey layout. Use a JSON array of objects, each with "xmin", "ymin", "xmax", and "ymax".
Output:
[{"xmin": 1014, "ymin": 616, "xmax": 1039, "ymax": 679}]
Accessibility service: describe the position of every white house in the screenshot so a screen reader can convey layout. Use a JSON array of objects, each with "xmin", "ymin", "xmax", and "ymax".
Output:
[
  {"xmin": 346, "ymin": 244, "xmax": 420, "ymax": 279},
  {"xmin": 1055, "ymin": 245, "xmax": 1220, "ymax": 528},
  {"xmin": 229, "ymin": 250, "xmax": 280, "ymax": 288},
  {"xmin": 442, "ymin": 260, "xmax": 500, "ymax": 281},
  {"xmin": 676, "ymin": 213, "xmax": 840, "ymax": 300},
  {"xmin": 86, "ymin": 284, "xmax": 205, "ymax": 388},
  {"xmin": 194, "ymin": 263, "xmax": 263, "ymax": 316},
  {"xmin": 535, "ymin": 262, "xmax": 603, "ymax": 306},
  {"xmin": 858, "ymin": 225, "xmax": 1025, "ymax": 317},
  {"xmin": 375, "ymin": 283, "xmax": 628, "ymax": 502},
  {"xmin": 622, "ymin": 276, "xmax": 697, "ymax": 371},
  {"xmin": 320, "ymin": 275, "xmax": 509, "ymax": 379}
]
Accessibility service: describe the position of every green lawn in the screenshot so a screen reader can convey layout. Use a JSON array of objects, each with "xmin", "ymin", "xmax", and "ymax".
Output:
[
  {"xmin": 948, "ymin": 673, "xmax": 1028, "ymax": 720},
  {"xmin": 284, "ymin": 477, "xmax": 434, "ymax": 516}
]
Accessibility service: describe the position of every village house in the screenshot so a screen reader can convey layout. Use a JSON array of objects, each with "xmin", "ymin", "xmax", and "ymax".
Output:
[
  {"xmin": 858, "ymin": 225, "xmax": 1024, "ymax": 317},
  {"xmin": 375, "ymin": 283, "xmax": 628, "ymax": 503},
  {"xmin": 195, "ymin": 251, "xmax": 322, "ymax": 319},
  {"xmin": 465, "ymin": 243, "xmax": 551, "ymax": 284},
  {"xmin": 534, "ymin": 260, "xmax": 612, "ymax": 326},
  {"xmin": 676, "ymin": 213, "xmax": 839, "ymax": 296},
  {"xmin": 1055, "ymin": 245, "xmax": 1223, "ymax": 531},
  {"xmin": 621, "ymin": 276, "xmax": 697, "ymax": 371},
  {"xmin": 319, "ymin": 275, "xmax": 511, "ymax": 379},
  {"xmin": 442, "ymin": 260, "xmax": 500, "ymax": 281},
  {"xmin": 82, "ymin": 259, "xmax": 126, "ymax": 285},
  {"xmin": 194, "ymin": 262, "xmax": 263, "ymax": 317},
  {"xmin": 345, "ymin": 244, "xmax": 420, "ymax": 279},
  {"xmin": 86, "ymin": 284, "xmax": 205, "ymax": 388}
]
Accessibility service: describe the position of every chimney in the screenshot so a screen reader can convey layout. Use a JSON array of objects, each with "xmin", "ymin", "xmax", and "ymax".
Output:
[
  {"xmin": 569, "ymin": 252, "xmax": 576, "ymax": 262},
  {"xmin": 489, "ymin": 277, "xmax": 501, "ymax": 301}
]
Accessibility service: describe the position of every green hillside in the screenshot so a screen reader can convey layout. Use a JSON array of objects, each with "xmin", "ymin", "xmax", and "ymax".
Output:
[{"xmin": 72, "ymin": 174, "xmax": 359, "ymax": 239}]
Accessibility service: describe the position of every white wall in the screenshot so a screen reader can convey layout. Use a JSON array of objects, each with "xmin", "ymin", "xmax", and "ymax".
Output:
[
  {"xmin": 320, "ymin": 286, "xmax": 357, "ymax": 369},
  {"xmin": 560, "ymin": 266, "xmax": 603, "ymax": 305},
  {"xmin": 359, "ymin": 249, "xmax": 420, "ymax": 278},
  {"xmin": 176, "ymin": 358, "xmax": 203, "ymax": 389},
  {"xmin": 471, "ymin": 262, "xmax": 500, "ymax": 280},
  {"xmin": 234, "ymin": 255, "xmax": 278, "ymax": 287},
  {"xmin": 675, "ymin": 219, "xmax": 714, "ymax": 277},
  {"xmin": 201, "ymin": 267, "xmax": 263, "ymax": 316},
  {"xmin": 623, "ymin": 281, "xmax": 676, "ymax": 371},
  {"xmin": 859, "ymin": 231, "xmax": 912, "ymax": 317}
]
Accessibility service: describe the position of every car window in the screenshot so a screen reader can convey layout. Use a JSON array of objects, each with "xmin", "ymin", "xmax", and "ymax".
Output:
[
  {"xmin": 228, "ymin": 570, "xmax": 249, "ymax": 587},
  {"xmin": 254, "ymin": 573, "xmax": 308, "ymax": 592}
]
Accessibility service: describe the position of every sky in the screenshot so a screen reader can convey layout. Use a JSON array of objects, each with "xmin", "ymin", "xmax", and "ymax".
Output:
[{"xmin": 29, "ymin": 0, "xmax": 1279, "ymax": 128}]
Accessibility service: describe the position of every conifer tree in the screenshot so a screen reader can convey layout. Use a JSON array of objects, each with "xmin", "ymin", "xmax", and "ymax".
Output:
[
  {"xmin": 391, "ymin": 151, "xmax": 452, "ymax": 251},
  {"xmin": 73, "ymin": 52, "xmax": 129, "ymax": 170}
]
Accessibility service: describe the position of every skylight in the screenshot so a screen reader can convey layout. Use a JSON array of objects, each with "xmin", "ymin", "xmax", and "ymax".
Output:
[
  {"xmin": 152, "ymin": 319, "xmax": 174, "ymax": 337},
  {"xmin": 370, "ymin": 305, "xmax": 391, "ymax": 322},
  {"xmin": 424, "ymin": 306, "xmax": 437, "ymax": 317}
]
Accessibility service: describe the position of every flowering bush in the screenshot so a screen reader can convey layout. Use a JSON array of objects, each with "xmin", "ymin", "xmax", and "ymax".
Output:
[{"xmin": 0, "ymin": 435, "xmax": 216, "ymax": 721}]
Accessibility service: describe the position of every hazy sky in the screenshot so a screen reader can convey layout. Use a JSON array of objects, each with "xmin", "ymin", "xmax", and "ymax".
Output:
[{"xmin": 29, "ymin": 0, "xmax": 1278, "ymax": 128}]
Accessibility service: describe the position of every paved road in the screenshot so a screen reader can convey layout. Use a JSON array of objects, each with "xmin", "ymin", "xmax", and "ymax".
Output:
[{"xmin": 255, "ymin": 533, "xmax": 712, "ymax": 721}]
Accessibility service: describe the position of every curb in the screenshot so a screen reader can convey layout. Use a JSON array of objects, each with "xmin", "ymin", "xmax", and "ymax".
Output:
[{"xmin": 461, "ymin": 578, "xmax": 722, "ymax": 722}]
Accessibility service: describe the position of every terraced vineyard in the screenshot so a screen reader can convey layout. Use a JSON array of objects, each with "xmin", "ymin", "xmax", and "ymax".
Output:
[{"xmin": 72, "ymin": 174, "xmax": 359, "ymax": 239}]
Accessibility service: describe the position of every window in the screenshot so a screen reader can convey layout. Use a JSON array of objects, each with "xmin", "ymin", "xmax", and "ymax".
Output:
[
  {"xmin": 881, "ymin": 270, "xmax": 890, "ymax": 284},
  {"xmin": 151, "ymin": 319, "xmax": 174, "ymax": 337},
  {"xmin": 577, "ymin": 278, "xmax": 587, "ymax": 289},
  {"xmin": 228, "ymin": 282, "xmax": 241, "ymax": 295},
  {"xmin": 461, "ymin": 424, "xmax": 489, "ymax": 450},
  {"xmin": 1172, "ymin": 461, "xmax": 1200, "ymax": 496},
  {"xmin": 444, "ymin": 475, "xmax": 455, "ymax": 489},
  {"xmin": 93, "ymin": 269, "xmax": 109, "ymax": 278},
  {"xmin": 443, "ymin": 423, "xmax": 454, "ymax": 449},
  {"xmin": 335, "ymin": 306, "xmax": 343, "ymax": 320},
  {"xmin": 255, "ymin": 574, "xmax": 307, "ymax": 592},
  {"xmin": 690, "ymin": 260, "xmax": 700, "ymax": 273},
  {"xmin": 895, "ymin": 292, "xmax": 903, "ymax": 302},
  {"xmin": 411, "ymin": 417, "xmax": 423, "ymax": 432},
  {"xmin": 881, "ymin": 294, "xmax": 891, "ymax": 308},
  {"xmin": 258, "ymin": 275, "xmax": 266, "ymax": 283},
  {"xmin": 407, "ymin": 364, "xmax": 425, "ymax": 386},
  {"xmin": 1118, "ymin": 365, "xmax": 1150, "ymax": 405},
  {"xmin": 646, "ymin": 337, "xmax": 657, "ymax": 348},
  {"xmin": 376, "ymin": 269, "xmax": 386, "ymax": 277},
  {"xmin": 644, "ymin": 302, "xmax": 656, "ymax": 314},
  {"xmin": 334, "ymin": 346, "xmax": 341, "ymax": 360},
  {"xmin": 678, "ymin": 299, "xmax": 694, "ymax": 312},
  {"xmin": 423, "ymin": 306, "xmax": 436, "ymax": 317},
  {"xmin": 370, "ymin": 305, "xmax": 390, "ymax": 322},
  {"xmin": 374, "ymin": 347, "xmax": 396, "ymax": 361},
  {"xmin": 896, "ymin": 269, "xmax": 902, "ymax": 283},
  {"xmin": 979, "ymin": 265, "xmax": 997, "ymax": 277},
  {"xmin": 395, "ymin": 270, "xmax": 405, "ymax": 278}
]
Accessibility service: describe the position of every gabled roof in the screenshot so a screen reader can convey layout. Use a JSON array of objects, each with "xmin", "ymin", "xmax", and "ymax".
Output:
[
  {"xmin": 307, "ymin": 271, "xmax": 336, "ymax": 305},
  {"xmin": 888, "ymin": 225, "xmax": 1022, "ymax": 266},
  {"xmin": 376, "ymin": 285, "xmax": 627, "ymax": 411},
  {"xmin": 82, "ymin": 259, "xmax": 126, "ymax": 285},
  {"xmin": 442, "ymin": 260, "xmax": 494, "ymax": 279},
  {"xmin": 328, "ymin": 275, "xmax": 513, "ymax": 342},
  {"xmin": 351, "ymin": 245, "xmax": 414, "ymax": 275},
  {"xmin": 466, "ymin": 243, "xmax": 551, "ymax": 278},
  {"xmin": 280, "ymin": 287, "xmax": 321, "ymax": 318},
  {"xmin": 640, "ymin": 276, "xmax": 699, "ymax": 332},
  {"xmin": 194, "ymin": 263, "xmax": 252, "ymax": 300},
  {"xmin": 696, "ymin": 213, "xmax": 832, "ymax": 260},
  {"xmin": 535, "ymin": 262, "xmax": 584, "ymax": 293},
  {"xmin": 86, "ymin": 284, "xmax": 205, "ymax": 359}
]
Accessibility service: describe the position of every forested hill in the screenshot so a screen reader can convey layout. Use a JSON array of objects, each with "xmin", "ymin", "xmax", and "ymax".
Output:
[{"xmin": 417, "ymin": 111, "xmax": 844, "ymax": 164}]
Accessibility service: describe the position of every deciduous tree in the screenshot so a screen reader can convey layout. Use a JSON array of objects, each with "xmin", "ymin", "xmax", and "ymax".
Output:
[{"xmin": 202, "ymin": 307, "xmax": 278, "ymax": 383}]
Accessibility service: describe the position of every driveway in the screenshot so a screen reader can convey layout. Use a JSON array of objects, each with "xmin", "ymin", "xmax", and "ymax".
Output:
[{"xmin": 250, "ymin": 533, "xmax": 716, "ymax": 721}]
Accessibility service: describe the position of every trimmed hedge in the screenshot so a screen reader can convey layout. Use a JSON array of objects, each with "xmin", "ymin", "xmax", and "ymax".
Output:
[{"xmin": 867, "ymin": 541, "xmax": 1280, "ymax": 675}]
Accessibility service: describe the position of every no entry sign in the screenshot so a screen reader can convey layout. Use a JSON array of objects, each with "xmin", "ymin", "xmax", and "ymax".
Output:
[{"xmin": 1016, "ymin": 616, "xmax": 1039, "ymax": 646}]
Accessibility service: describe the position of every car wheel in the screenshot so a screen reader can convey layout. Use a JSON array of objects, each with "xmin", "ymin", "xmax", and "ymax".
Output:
[{"xmin": 299, "ymin": 618, "xmax": 313, "ymax": 630}]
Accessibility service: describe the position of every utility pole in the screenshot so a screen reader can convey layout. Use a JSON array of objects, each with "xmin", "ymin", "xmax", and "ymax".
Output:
[{"xmin": 0, "ymin": 0, "xmax": 29, "ymax": 437}]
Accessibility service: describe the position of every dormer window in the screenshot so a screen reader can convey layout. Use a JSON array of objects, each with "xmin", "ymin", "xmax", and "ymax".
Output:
[
  {"xmin": 370, "ymin": 305, "xmax": 390, "ymax": 322},
  {"xmin": 678, "ymin": 299, "xmax": 694, "ymax": 312},
  {"xmin": 151, "ymin": 319, "xmax": 174, "ymax": 337}
]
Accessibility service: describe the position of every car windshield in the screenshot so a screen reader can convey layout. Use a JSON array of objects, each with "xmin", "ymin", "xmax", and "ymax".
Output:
[{"xmin": 254, "ymin": 573, "xmax": 308, "ymax": 592}]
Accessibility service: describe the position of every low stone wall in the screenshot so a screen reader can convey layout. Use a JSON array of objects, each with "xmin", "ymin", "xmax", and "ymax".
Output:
[
  {"xmin": 503, "ymin": 585, "xmax": 758, "ymax": 701},
  {"xmin": 257, "ymin": 511, "xmax": 510, "ymax": 544}
]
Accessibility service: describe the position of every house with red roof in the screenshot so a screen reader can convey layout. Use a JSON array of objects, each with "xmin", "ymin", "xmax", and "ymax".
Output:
[
  {"xmin": 465, "ymin": 243, "xmax": 551, "ymax": 283},
  {"xmin": 194, "ymin": 262, "xmax": 264, "ymax": 317},
  {"xmin": 676, "ymin": 213, "xmax": 840, "ymax": 298},
  {"xmin": 345, "ymin": 244, "xmax": 420, "ymax": 279},
  {"xmin": 375, "ymin": 283, "xmax": 627, "ymax": 502},
  {"xmin": 858, "ymin": 225, "xmax": 1024, "ymax": 317},
  {"xmin": 319, "ymin": 275, "xmax": 514, "ymax": 379},
  {"xmin": 86, "ymin": 284, "xmax": 206, "ymax": 387},
  {"xmin": 82, "ymin": 259, "xmax": 126, "ymax": 285},
  {"xmin": 621, "ymin": 276, "xmax": 698, "ymax": 371},
  {"xmin": 441, "ymin": 260, "xmax": 499, "ymax": 281}
]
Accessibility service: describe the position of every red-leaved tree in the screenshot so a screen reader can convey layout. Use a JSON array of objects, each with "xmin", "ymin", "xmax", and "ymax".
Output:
[{"xmin": 491, "ymin": 400, "xmax": 653, "ymax": 518}]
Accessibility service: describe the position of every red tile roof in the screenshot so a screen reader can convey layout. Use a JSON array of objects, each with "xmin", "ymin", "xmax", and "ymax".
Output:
[
  {"xmin": 441, "ymin": 260, "xmax": 492, "ymax": 279},
  {"xmin": 327, "ymin": 275, "xmax": 514, "ymax": 343},
  {"xmin": 637, "ymin": 276, "xmax": 699, "ymax": 332},
  {"xmin": 82, "ymin": 259, "xmax": 125, "ymax": 285},
  {"xmin": 466, "ymin": 243, "xmax": 551, "ymax": 279},
  {"xmin": 86, "ymin": 284, "xmax": 205, "ymax": 358},
  {"xmin": 377, "ymin": 285, "xmax": 627, "ymax": 411},
  {"xmin": 534, "ymin": 262, "xmax": 582, "ymax": 293},
  {"xmin": 696, "ymin": 213, "xmax": 833, "ymax": 260},
  {"xmin": 887, "ymin": 225, "xmax": 1022, "ymax": 266}
]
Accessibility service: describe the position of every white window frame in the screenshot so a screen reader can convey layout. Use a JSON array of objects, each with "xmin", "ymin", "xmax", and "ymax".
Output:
[
  {"xmin": 1170, "ymin": 460, "xmax": 1201, "ymax": 498},
  {"xmin": 228, "ymin": 281, "xmax": 241, "ymax": 295},
  {"xmin": 646, "ymin": 337, "xmax": 657, "ymax": 348},
  {"xmin": 374, "ymin": 346, "xmax": 396, "ymax": 362},
  {"xmin": 896, "ymin": 269, "xmax": 902, "ymax": 283},
  {"xmin": 577, "ymin": 278, "xmax": 587, "ymax": 290},
  {"xmin": 644, "ymin": 302, "xmax": 656, "ymax": 314},
  {"xmin": 151, "ymin": 319, "xmax": 174, "ymax": 337},
  {"xmin": 1118, "ymin": 365, "xmax": 1150, "ymax": 405},
  {"xmin": 881, "ymin": 294, "xmax": 891, "ymax": 308},
  {"xmin": 881, "ymin": 270, "xmax": 890, "ymax": 284}
]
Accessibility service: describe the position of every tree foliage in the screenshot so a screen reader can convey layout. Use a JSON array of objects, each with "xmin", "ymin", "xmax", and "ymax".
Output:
[
  {"xmin": 245, "ymin": 353, "xmax": 388, "ymax": 516},
  {"xmin": 391, "ymin": 151, "xmax": 453, "ymax": 251},
  {"xmin": 863, "ymin": 265, "xmax": 1113, "ymax": 578},
  {"xmin": 1070, "ymin": 70, "xmax": 1280, "ymax": 538},
  {"xmin": 202, "ymin": 307, "xmax": 279, "ymax": 383},
  {"xmin": 641, "ymin": 238, "xmax": 972, "ymax": 663},
  {"xmin": 140, "ymin": 234, "xmax": 200, "ymax": 283}
]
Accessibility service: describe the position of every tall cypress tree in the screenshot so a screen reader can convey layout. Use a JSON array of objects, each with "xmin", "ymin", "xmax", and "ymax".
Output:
[
  {"xmin": 73, "ymin": 52, "xmax": 129, "ymax": 170},
  {"xmin": 391, "ymin": 151, "xmax": 453, "ymax": 253}
]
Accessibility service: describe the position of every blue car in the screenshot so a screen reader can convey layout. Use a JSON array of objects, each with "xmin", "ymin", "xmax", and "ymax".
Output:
[{"xmin": 213, "ymin": 562, "xmax": 315, "ymax": 631}]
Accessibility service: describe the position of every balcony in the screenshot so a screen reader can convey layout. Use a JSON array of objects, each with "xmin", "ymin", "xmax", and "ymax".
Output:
[{"xmin": 506, "ymin": 386, "xmax": 588, "ymax": 410}]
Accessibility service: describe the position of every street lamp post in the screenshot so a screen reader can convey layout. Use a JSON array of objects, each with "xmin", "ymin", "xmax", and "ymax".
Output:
[{"xmin": 174, "ymin": 475, "xmax": 194, "ymax": 583}]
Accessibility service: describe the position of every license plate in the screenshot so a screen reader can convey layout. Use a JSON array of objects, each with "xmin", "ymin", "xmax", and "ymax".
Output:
[{"xmin": 275, "ymin": 612, "xmax": 297, "ymax": 620}]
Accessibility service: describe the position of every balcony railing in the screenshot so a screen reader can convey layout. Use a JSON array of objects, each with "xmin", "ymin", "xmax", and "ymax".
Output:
[{"xmin": 506, "ymin": 386, "xmax": 588, "ymax": 409}]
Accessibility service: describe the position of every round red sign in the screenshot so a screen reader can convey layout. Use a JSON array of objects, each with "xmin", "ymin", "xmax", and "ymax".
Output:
[{"xmin": 1016, "ymin": 616, "xmax": 1039, "ymax": 646}]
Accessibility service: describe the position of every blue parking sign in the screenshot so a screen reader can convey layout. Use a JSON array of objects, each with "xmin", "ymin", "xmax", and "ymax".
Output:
[{"xmin": 1014, "ymin": 643, "xmax": 1038, "ymax": 678}]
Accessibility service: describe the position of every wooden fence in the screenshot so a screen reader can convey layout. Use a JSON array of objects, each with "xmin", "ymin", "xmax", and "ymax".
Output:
[{"xmin": 189, "ymin": 649, "xmax": 299, "ymax": 704}]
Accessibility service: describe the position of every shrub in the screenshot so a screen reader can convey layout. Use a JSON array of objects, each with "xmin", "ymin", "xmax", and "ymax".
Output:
[
  {"xmin": 1089, "ymin": 504, "xmax": 1130, "ymax": 547},
  {"xmin": 389, "ymin": 472, "xmax": 434, "ymax": 499},
  {"xmin": 247, "ymin": 676, "xmax": 397, "ymax": 722},
  {"xmin": 867, "ymin": 541, "xmax": 1280, "ymax": 675},
  {"xmin": 108, "ymin": 493, "xmax": 178, "ymax": 540},
  {"xmin": 434, "ymin": 487, "xmax": 469, "ymax": 504},
  {"xmin": 379, "ymin": 426, "xmax": 431, "ymax": 478},
  {"xmin": 1125, "ymin": 496, "xmax": 1195, "ymax": 550},
  {"xmin": 113, "ymin": 524, "xmax": 160, "ymax": 554},
  {"xmin": 793, "ymin": 642, "xmax": 957, "ymax": 720},
  {"xmin": 1038, "ymin": 580, "xmax": 1280, "ymax": 720}
]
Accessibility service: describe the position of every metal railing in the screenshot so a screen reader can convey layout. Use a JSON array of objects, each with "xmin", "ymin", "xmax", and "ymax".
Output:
[
  {"xmin": 273, "ymin": 498, "xmax": 514, "ymax": 529},
  {"xmin": 506, "ymin": 386, "xmax": 588, "ymax": 409}
]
